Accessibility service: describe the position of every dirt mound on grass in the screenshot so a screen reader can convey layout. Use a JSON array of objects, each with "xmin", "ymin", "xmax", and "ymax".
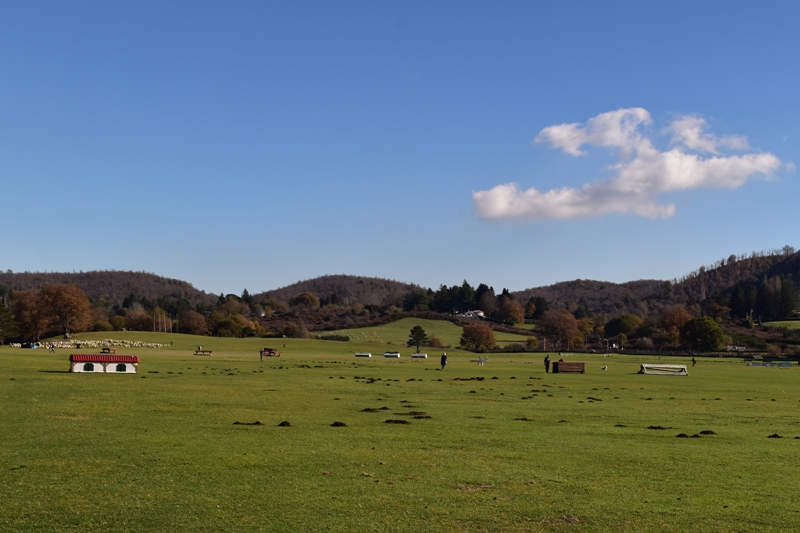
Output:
[
  {"xmin": 330, "ymin": 421, "xmax": 347, "ymax": 427},
  {"xmin": 277, "ymin": 421, "xmax": 292, "ymax": 427},
  {"xmin": 384, "ymin": 419, "xmax": 410, "ymax": 424},
  {"xmin": 233, "ymin": 421, "xmax": 263, "ymax": 426}
]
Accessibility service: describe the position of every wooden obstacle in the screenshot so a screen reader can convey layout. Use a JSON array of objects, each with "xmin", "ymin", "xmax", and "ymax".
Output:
[
  {"xmin": 260, "ymin": 348, "xmax": 281, "ymax": 359},
  {"xmin": 638, "ymin": 364, "xmax": 687, "ymax": 375},
  {"xmin": 552, "ymin": 361, "xmax": 585, "ymax": 374}
]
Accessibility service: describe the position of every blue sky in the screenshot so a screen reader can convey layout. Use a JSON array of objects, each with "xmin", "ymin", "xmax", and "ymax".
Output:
[{"xmin": 1, "ymin": 1, "xmax": 798, "ymax": 296}]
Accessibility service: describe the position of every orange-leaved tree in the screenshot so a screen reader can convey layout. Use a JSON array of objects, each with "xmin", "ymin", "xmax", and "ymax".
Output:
[
  {"xmin": 459, "ymin": 323, "xmax": 496, "ymax": 352},
  {"xmin": 38, "ymin": 284, "xmax": 92, "ymax": 337}
]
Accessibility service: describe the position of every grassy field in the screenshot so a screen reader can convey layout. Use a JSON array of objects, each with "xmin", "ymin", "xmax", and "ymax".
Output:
[
  {"xmin": 2, "ymin": 320, "xmax": 800, "ymax": 532},
  {"xmin": 763, "ymin": 320, "xmax": 800, "ymax": 330}
]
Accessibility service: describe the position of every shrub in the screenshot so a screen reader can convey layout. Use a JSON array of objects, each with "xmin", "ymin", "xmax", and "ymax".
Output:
[
  {"xmin": 110, "ymin": 316, "xmax": 126, "ymax": 331},
  {"xmin": 92, "ymin": 320, "xmax": 113, "ymax": 332},
  {"xmin": 315, "ymin": 334, "xmax": 350, "ymax": 342},
  {"xmin": 428, "ymin": 336, "xmax": 443, "ymax": 348}
]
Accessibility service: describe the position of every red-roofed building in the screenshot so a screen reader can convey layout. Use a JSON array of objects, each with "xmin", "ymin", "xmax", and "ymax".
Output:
[{"xmin": 69, "ymin": 354, "xmax": 140, "ymax": 373}]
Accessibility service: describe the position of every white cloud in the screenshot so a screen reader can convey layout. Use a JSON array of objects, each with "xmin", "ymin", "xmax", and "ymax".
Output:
[
  {"xmin": 474, "ymin": 108, "xmax": 785, "ymax": 220},
  {"xmin": 666, "ymin": 115, "xmax": 749, "ymax": 153}
]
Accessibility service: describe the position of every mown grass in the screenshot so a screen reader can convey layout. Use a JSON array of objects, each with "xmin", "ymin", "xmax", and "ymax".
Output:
[{"xmin": 2, "ymin": 322, "xmax": 800, "ymax": 532}]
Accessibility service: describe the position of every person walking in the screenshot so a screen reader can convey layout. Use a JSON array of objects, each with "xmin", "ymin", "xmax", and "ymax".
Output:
[
  {"xmin": 440, "ymin": 352, "xmax": 448, "ymax": 370},
  {"xmin": 691, "ymin": 356, "xmax": 696, "ymax": 367},
  {"xmin": 544, "ymin": 354, "xmax": 551, "ymax": 373}
]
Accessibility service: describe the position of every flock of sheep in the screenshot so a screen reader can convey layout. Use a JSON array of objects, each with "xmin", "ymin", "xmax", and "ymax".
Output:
[{"xmin": 8, "ymin": 339, "xmax": 166, "ymax": 349}]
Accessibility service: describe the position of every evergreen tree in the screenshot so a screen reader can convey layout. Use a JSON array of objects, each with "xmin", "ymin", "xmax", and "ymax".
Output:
[
  {"xmin": 241, "ymin": 289, "xmax": 254, "ymax": 305},
  {"xmin": 530, "ymin": 296, "xmax": 549, "ymax": 319},
  {"xmin": 431, "ymin": 285, "xmax": 453, "ymax": 313},
  {"xmin": 458, "ymin": 280, "xmax": 476, "ymax": 311},
  {"xmin": 730, "ymin": 287, "xmax": 747, "ymax": 319},
  {"xmin": 407, "ymin": 325, "xmax": 429, "ymax": 353},
  {"xmin": 780, "ymin": 277, "xmax": 798, "ymax": 319},
  {"xmin": 744, "ymin": 285, "xmax": 758, "ymax": 316},
  {"xmin": 754, "ymin": 283, "xmax": 775, "ymax": 321}
]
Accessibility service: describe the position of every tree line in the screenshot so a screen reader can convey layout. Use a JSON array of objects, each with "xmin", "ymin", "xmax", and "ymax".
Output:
[{"xmin": 401, "ymin": 281, "xmax": 549, "ymax": 325}]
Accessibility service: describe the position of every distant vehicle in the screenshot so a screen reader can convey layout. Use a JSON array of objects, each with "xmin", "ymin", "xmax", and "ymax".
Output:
[
  {"xmin": 383, "ymin": 352, "xmax": 401, "ymax": 358},
  {"xmin": 355, "ymin": 352, "xmax": 372, "ymax": 358}
]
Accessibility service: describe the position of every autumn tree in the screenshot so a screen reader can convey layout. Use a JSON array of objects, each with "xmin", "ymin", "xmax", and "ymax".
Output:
[
  {"xmin": 460, "ymin": 323, "xmax": 496, "ymax": 352},
  {"xmin": 498, "ymin": 299, "xmax": 524, "ymax": 325},
  {"xmin": 90, "ymin": 309, "xmax": 113, "ymax": 331},
  {"xmin": 702, "ymin": 295, "xmax": 730, "ymax": 322},
  {"xmin": 289, "ymin": 292, "xmax": 321, "ymax": 309},
  {"xmin": 38, "ymin": 284, "xmax": 92, "ymax": 337},
  {"xmin": 214, "ymin": 314, "xmax": 249, "ymax": 337},
  {"xmin": 180, "ymin": 310, "xmax": 211, "ymax": 335},
  {"xmin": 283, "ymin": 321, "xmax": 309, "ymax": 339},
  {"xmin": 13, "ymin": 290, "xmax": 48, "ymax": 341},
  {"xmin": 478, "ymin": 287, "xmax": 497, "ymax": 316},
  {"xmin": 110, "ymin": 315, "xmax": 126, "ymax": 331},
  {"xmin": 0, "ymin": 306, "xmax": 17, "ymax": 343},
  {"xmin": 660, "ymin": 306, "xmax": 694, "ymax": 345},
  {"xmin": 577, "ymin": 317, "xmax": 595, "ymax": 338},
  {"xmin": 524, "ymin": 298, "xmax": 537, "ymax": 319},
  {"xmin": 538, "ymin": 309, "xmax": 580, "ymax": 346},
  {"xmin": 407, "ymin": 325, "xmax": 429, "ymax": 353},
  {"xmin": 124, "ymin": 310, "xmax": 152, "ymax": 331}
]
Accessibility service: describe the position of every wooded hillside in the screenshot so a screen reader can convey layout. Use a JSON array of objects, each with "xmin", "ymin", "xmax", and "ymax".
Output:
[
  {"xmin": 513, "ymin": 248, "xmax": 800, "ymax": 317},
  {"xmin": 257, "ymin": 275, "xmax": 420, "ymax": 307},
  {"xmin": 0, "ymin": 271, "xmax": 217, "ymax": 307}
]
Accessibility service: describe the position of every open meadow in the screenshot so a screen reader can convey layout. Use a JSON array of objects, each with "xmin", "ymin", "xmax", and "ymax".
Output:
[{"xmin": 2, "ymin": 319, "xmax": 800, "ymax": 532}]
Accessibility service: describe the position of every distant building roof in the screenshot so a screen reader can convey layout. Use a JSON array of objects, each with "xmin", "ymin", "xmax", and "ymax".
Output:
[{"xmin": 69, "ymin": 354, "xmax": 139, "ymax": 363}]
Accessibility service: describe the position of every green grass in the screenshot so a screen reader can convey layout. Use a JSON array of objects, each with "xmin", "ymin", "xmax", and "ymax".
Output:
[
  {"xmin": 763, "ymin": 320, "xmax": 800, "ymax": 329},
  {"xmin": 3, "ymin": 323, "xmax": 800, "ymax": 532}
]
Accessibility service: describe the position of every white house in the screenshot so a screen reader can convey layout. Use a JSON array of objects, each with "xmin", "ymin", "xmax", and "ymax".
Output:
[{"xmin": 69, "ymin": 354, "xmax": 139, "ymax": 373}]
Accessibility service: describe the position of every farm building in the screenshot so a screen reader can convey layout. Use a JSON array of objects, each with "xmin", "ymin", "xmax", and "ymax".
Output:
[{"xmin": 69, "ymin": 354, "xmax": 139, "ymax": 373}]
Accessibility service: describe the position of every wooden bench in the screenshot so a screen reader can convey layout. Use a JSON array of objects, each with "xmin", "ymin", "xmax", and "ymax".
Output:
[
  {"xmin": 194, "ymin": 350, "xmax": 213, "ymax": 356},
  {"xmin": 552, "ymin": 361, "xmax": 585, "ymax": 374},
  {"xmin": 100, "ymin": 347, "xmax": 116, "ymax": 354}
]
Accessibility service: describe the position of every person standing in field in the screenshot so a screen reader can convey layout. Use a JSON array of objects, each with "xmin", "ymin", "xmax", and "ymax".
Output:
[
  {"xmin": 440, "ymin": 353, "xmax": 448, "ymax": 370},
  {"xmin": 692, "ymin": 356, "xmax": 696, "ymax": 367},
  {"xmin": 544, "ymin": 354, "xmax": 551, "ymax": 373}
]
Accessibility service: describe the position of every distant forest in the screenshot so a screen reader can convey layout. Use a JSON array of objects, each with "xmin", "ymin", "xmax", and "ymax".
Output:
[{"xmin": 1, "ymin": 247, "xmax": 798, "ymax": 353}]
